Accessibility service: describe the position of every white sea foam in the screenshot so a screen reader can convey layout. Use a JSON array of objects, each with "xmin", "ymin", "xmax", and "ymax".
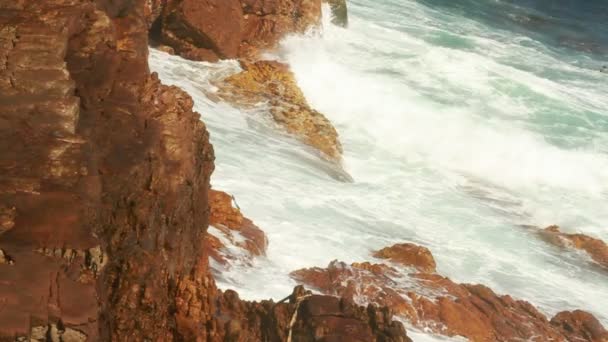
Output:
[{"xmin": 149, "ymin": 0, "xmax": 608, "ymax": 338}]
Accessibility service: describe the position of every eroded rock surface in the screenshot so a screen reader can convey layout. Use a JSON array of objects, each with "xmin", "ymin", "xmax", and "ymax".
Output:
[
  {"xmin": 292, "ymin": 243, "xmax": 608, "ymax": 342},
  {"xmin": 158, "ymin": 0, "xmax": 322, "ymax": 61},
  {"xmin": 0, "ymin": 1, "xmax": 407, "ymax": 341},
  {"xmin": 206, "ymin": 189, "xmax": 267, "ymax": 267},
  {"xmin": 541, "ymin": 225, "xmax": 608, "ymax": 270},
  {"xmin": 373, "ymin": 242, "xmax": 437, "ymax": 272},
  {"xmin": 0, "ymin": 0, "xmax": 214, "ymax": 339},
  {"xmin": 217, "ymin": 60, "xmax": 343, "ymax": 162}
]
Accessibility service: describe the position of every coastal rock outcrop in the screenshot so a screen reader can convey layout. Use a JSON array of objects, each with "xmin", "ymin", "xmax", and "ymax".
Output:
[
  {"xmin": 291, "ymin": 243, "xmax": 608, "ymax": 341},
  {"xmin": 541, "ymin": 225, "xmax": 608, "ymax": 270},
  {"xmin": 206, "ymin": 189, "xmax": 267, "ymax": 267},
  {"xmin": 157, "ymin": 0, "xmax": 322, "ymax": 61},
  {"xmin": 217, "ymin": 60, "xmax": 343, "ymax": 162},
  {"xmin": 551, "ymin": 310, "xmax": 608, "ymax": 342},
  {"xmin": 373, "ymin": 242, "xmax": 437, "ymax": 272},
  {"xmin": 209, "ymin": 285, "xmax": 412, "ymax": 342},
  {"xmin": 0, "ymin": 0, "xmax": 407, "ymax": 340},
  {"xmin": 0, "ymin": 0, "xmax": 214, "ymax": 338}
]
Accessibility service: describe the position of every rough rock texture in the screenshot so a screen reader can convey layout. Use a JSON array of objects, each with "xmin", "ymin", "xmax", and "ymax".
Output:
[
  {"xmin": 206, "ymin": 189, "xmax": 267, "ymax": 266},
  {"xmin": 373, "ymin": 242, "xmax": 437, "ymax": 272},
  {"xmin": 551, "ymin": 310, "xmax": 608, "ymax": 342},
  {"xmin": 209, "ymin": 286, "xmax": 412, "ymax": 342},
  {"xmin": 293, "ymin": 261, "xmax": 419, "ymax": 321},
  {"xmin": 0, "ymin": 0, "xmax": 214, "ymax": 339},
  {"xmin": 0, "ymin": 1, "xmax": 408, "ymax": 341},
  {"xmin": 217, "ymin": 60, "xmax": 343, "ymax": 162},
  {"xmin": 158, "ymin": 0, "xmax": 322, "ymax": 61},
  {"xmin": 325, "ymin": 0, "xmax": 348, "ymax": 27},
  {"xmin": 541, "ymin": 225, "xmax": 608, "ymax": 270},
  {"xmin": 291, "ymin": 243, "xmax": 608, "ymax": 342}
]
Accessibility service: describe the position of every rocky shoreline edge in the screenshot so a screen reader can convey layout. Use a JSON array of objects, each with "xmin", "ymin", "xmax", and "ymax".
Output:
[{"xmin": 0, "ymin": 0, "xmax": 606, "ymax": 341}]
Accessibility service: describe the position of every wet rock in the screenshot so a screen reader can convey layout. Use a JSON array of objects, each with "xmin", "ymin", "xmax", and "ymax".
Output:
[
  {"xmin": 159, "ymin": 0, "xmax": 322, "ymax": 61},
  {"xmin": 0, "ymin": 1, "xmax": 408, "ymax": 341},
  {"xmin": 291, "ymin": 243, "xmax": 607, "ymax": 342},
  {"xmin": 217, "ymin": 60, "xmax": 344, "ymax": 162},
  {"xmin": 551, "ymin": 310, "xmax": 608, "ymax": 342},
  {"xmin": 325, "ymin": 0, "xmax": 348, "ymax": 27},
  {"xmin": 541, "ymin": 225, "xmax": 608, "ymax": 270},
  {"xmin": 373, "ymin": 242, "xmax": 437, "ymax": 272},
  {"xmin": 210, "ymin": 286, "xmax": 412, "ymax": 342},
  {"xmin": 161, "ymin": 0, "xmax": 244, "ymax": 60},
  {"xmin": 292, "ymin": 261, "xmax": 419, "ymax": 320},
  {"xmin": 156, "ymin": 44, "xmax": 176, "ymax": 55},
  {"xmin": 206, "ymin": 189, "xmax": 268, "ymax": 266}
]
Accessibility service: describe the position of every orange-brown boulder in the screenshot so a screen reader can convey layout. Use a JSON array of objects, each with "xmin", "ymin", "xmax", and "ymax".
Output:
[
  {"xmin": 291, "ymin": 243, "xmax": 607, "ymax": 342},
  {"xmin": 541, "ymin": 225, "xmax": 608, "ymax": 270},
  {"xmin": 161, "ymin": 0, "xmax": 244, "ymax": 61},
  {"xmin": 551, "ymin": 310, "xmax": 608, "ymax": 342},
  {"xmin": 217, "ymin": 60, "xmax": 343, "ymax": 162},
  {"xmin": 159, "ymin": 0, "xmax": 322, "ymax": 61},
  {"xmin": 207, "ymin": 189, "xmax": 268, "ymax": 266},
  {"xmin": 373, "ymin": 243, "xmax": 437, "ymax": 272}
]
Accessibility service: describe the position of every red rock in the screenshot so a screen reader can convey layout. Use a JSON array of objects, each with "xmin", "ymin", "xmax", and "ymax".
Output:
[
  {"xmin": 161, "ymin": 0, "xmax": 244, "ymax": 60},
  {"xmin": 159, "ymin": 0, "xmax": 322, "ymax": 61},
  {"xmin": 0, "ymin": 1, "xmax": 409, "ymax": 341},
  {"xmin": 291, "ymin": 243, "xmax": 608, "ymax": 342},
  {"xmin": 541, "ymin": 225, "xmax": 608, "ymax": 270},
  {"xmin": 209, "ymin": 190, "xmax": 268, "ymax": 256},
  {"xmin": 551, "ymin": 310, "xmax": 608, "ymax": 342},
  {"xmin": 373, "ymin": 243, "xmax": 437, "ymax": 272}
]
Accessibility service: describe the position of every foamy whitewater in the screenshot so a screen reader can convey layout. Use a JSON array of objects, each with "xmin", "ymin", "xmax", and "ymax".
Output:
[{"xmin": 150, "ymin": 0, "xmax": 608, "ymax": 339}]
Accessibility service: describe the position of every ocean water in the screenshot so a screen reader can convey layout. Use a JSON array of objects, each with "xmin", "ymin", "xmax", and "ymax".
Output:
[{"xmin": 150, "ymin": 0, "xmax": 608, "ymax": 339}]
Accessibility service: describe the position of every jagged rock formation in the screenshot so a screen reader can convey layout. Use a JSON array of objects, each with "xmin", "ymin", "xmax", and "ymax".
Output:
[
  {"xmin": 206, "ymin": 189, "xmax": 267, "ymax": 267},
  {"xmin": 541, "ymin": 225, "xmax": 608, "ymax": 270},
  {"xmin": 0, "ymin": 0, "xmax": 406, "ymax": 340},
  {"xmin": 291, "ymin": 243, "xmax": 608, "ymax": 342},
  {"xmin": 0, "ymin": 0, "xmax": 214, "ymax": 338},
  {"xmin": 216, "ymin": 60, "xmax": 344, "ymax": 162},
  {"xmin": 152, "ymin": 0, "xmax": 322, "ymax": 61}
]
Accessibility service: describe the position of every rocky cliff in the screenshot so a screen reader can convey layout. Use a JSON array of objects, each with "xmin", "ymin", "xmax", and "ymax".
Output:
[{"xmin": 0, "ymin": 0, "xmax": 409, "ymax": 341}]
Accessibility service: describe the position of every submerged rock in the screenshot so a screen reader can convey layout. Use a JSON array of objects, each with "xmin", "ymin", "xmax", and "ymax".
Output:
[
  {"xmin": 541, "ymin": 225, "xmax": 608, "ymax": 270},
  {"xmin": 325, "ymin": 0, "xmax": 349, "ymax": 27},
  {"xmin": 291, "ymin": 242, "xmax": 608, "ymax": 342},
  {"xmin": 217, "ymin": 60, "xmax": 344, "ymax": 163}
]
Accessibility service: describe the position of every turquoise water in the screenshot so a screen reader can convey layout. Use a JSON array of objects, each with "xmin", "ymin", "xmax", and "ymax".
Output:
[{"xmin": 150, "ymin": 0, "xmax": 608, "ymax": 339}]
